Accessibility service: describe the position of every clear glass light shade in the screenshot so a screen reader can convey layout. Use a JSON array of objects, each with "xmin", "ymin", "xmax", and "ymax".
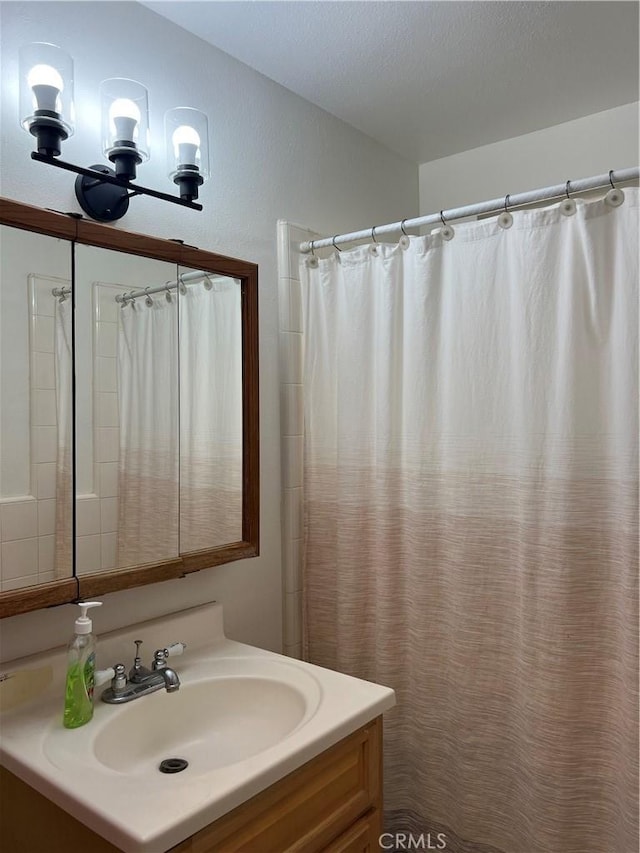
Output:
[
  {"xmin": 165, "ymin": 108, "xmax": 210, "ymax": 181},
  {"xmin": 19, "ymin": 42, "xmax": 74, "ymax": 136},
  {"xmin": 100, "ymin": 78, "xmax": 150, "ymax": 162}
]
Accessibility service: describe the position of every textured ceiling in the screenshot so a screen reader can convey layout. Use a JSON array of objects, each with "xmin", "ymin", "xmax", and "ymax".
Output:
[{"xmin": 144, "ymin": 1, "xmax": 639, "ymax": 164}]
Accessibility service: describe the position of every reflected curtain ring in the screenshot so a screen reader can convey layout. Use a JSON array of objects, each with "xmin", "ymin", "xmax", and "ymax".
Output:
[
  {"xmin": 144, "ymin": 287, "xmax": 153, "ymax": 307},
  {"xmin": 165, "ymin": 285, "xmax": 173, "ymax": 303},
  {"xmin": 203, "ymin": 274, "xmax": 213, "ymax": 290},
  {"xmin": 178, "ymin": 274, "xmax": 187, "ymax": 295}
]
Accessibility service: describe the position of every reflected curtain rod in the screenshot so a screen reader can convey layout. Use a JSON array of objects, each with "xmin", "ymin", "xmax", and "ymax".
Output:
[
  {"xmin": 115, "ymin": 269, "xmax": 228, "ymax": 304},
  {"xmin": 300, "ymin": 167, "xmax": 639, "ymax": 253}
]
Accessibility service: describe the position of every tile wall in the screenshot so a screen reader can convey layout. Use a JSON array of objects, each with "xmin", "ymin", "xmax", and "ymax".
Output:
[
  {"xmin": 75, "ymin": 283, "xmax": 124, "ymax": 574},
  {"xmin": 0, "ymin": 275, "xmax": 67, "ymax": 589},
  {"xmin": 277, "ymin": 221, "xmax": 320, "ymax": 659}
]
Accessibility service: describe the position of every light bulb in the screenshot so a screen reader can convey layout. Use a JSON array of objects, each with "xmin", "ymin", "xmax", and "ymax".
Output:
[
  {"xmin": 109, "ymin": 97, "xmax": 140, "ymax": 143},
  {"xmin": 27, "ymin": 63, "xmax": 63, "ymax": 90},
  {"xmin": 172, "ymin": 125, "xmax": 200, "ymax": 167},
  {"xmin": 28, "ymin": 63, "xmax": 63, "ymax": 113}
]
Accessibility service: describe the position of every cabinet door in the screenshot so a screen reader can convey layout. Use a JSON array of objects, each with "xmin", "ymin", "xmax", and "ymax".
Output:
[
  {"xmin": 188, "ymin": 717, "xmax": 382, "ymax": 853},
  {"xmin": 323, "ymin": 810, "xmax": 382, "ymax": 853}
]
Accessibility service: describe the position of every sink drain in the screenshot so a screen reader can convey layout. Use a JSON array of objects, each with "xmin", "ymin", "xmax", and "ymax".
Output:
[{"xmin": 159, "ymin": 758, "xmax": 189, "ymax": 774}]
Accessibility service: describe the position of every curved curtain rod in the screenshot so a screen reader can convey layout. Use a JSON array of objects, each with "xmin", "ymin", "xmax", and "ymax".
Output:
[{"xmin": 300, "ymin": 166, "xmax": 639, "ymax": 253}]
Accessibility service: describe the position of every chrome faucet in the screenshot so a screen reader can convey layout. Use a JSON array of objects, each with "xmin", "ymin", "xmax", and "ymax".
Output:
[{"xmin": 101, "ymin": 640, "xmax": 186, "ymax": 704}]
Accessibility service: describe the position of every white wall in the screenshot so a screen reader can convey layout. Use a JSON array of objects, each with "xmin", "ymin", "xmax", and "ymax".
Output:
[
  {"xmin": 419, "ymin": 102, "xmax": 639, "ymax": 214},
  {"xmin": 0, "ymin": 1, "xmax": 418, "ymax": 661}
]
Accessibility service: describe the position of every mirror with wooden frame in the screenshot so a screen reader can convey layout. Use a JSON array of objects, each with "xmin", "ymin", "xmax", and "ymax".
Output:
[{"xmin": 0, "ymin": 198, "xmax": 259, "ymax": 618}]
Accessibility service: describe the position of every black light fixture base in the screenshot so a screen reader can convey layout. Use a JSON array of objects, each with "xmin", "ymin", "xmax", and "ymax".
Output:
[
  {"xmin": 30, "ymin": 121, "xmax": 67, "ymax": 158},
  {"xmin": 31, "ymin": 153, "xmax": 203, "ymax": 219},
  {"xmin": 108, "ymin": 145, "xmax": 142, "ymax": 182},
  {"xmin": 74, "ymin": 165, "xmax": 130, "ymax": 222},
  {"xmin": 174, "ymin": 174, "xmax": 204, "ymax": 202}
]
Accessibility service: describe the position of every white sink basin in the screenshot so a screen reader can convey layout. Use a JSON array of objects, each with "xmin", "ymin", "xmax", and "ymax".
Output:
[
  {"xmin": 94, "ymin": 672, "xmax": 315, "ymax": 775},
  {"xmin": 1, "ymin": 602, "xmax": 394, "ymax": 853},
  {"xmin": 44, "ymin": 656, "xmax": 322, "ymax": 779}
]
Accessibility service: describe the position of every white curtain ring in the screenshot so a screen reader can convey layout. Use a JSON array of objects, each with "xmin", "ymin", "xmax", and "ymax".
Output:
[
  {"xmin": 604, "ymin": 188, "xmax": 625, "ymax": 207},
  {"xmin": 604, "ymin": 170, "xmax": 625, "ymax": 208},
  {"xmin": 498, "ymin": 194, "xmax": 513, "ymax": 229},
  {"xmin": 560, "ymin": 180, "xmax": 577, "ymax": 216},
  {"xmin": 440, "ymin": 211, "xmax": 455, "ymax": 241},
  {"xmin": 399, "ymin": 219, "xmax": 410, "ymax": 249}
]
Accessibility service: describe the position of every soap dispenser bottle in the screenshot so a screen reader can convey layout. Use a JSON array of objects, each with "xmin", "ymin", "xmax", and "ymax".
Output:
[{"xmin": 63, "ymin": 601, "xmax": 102, "ymax": 729}]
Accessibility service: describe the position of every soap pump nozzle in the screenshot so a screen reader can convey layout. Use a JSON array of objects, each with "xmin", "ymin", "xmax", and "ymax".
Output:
[{"xmin": 74, "ymin": 601, "xmax": 102, "ymax": 635}]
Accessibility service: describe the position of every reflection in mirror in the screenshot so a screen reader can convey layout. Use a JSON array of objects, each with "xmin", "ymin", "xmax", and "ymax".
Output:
[
  {"xmin": 178, "ymin": 266, "xmax": 243, "ymax": 551},
  {"xmin": 74, "ymin": 245, "xmax": 179, "ymax": 574},
  {"xmin": 0, "ymin": 225, "xmax": 73, "ymax": 590}
]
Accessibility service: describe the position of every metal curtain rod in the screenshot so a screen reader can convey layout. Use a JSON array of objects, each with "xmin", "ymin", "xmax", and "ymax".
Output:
[
  {"xmin": 115, "ymin": 269, "xmax": 225, "ymax": 304},
  {"xmin": 300, "ymin": 167, "xmax": 639, "ymax": 253}
]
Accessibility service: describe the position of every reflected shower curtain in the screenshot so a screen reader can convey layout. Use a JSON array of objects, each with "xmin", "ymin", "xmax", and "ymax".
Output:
[
  {"xmin": 54, "ymin": 296, "xmax": 72, "ymax": 577},
  {"xmin": 302, "ymin": 192, "xmax": 638, "ymax": 853},
  {"xmin": 179, "ymin": 277, "xmax": 242, "ymax": 551},
  {"xmin": 117, "ymin": 296, "xmax": 178, "ymax": 566}
]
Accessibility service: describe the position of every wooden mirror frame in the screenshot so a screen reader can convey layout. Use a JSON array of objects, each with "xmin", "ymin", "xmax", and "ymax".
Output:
[{"xmin": 0, "ymin": 197, "xmax": 259, "ymax": 617}]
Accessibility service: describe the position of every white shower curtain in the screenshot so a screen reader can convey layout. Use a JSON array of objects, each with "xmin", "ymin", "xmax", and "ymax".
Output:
[
  {"xmin": 179, "ymin": 276, "xmax": 242, "ymax": 551},
  {"xmin": 54, "ymin": 296, "xmax": 72, "ymax": 577},
  {"xmin": 301, "ymin": 192, "xmax": 638, "ymax": 853},
  {"xmin": 117, "ymin": 295, "xmax": 178, "ymax": 567}
]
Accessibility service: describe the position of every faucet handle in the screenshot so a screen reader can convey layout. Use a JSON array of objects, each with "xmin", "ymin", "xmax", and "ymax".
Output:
[
  {"xmin": 95, "ymin": 663, "xmax": 127, "ymax": 693},
  {"xmin": 112, "ymin": 663, "xmax": 127, "ymax": 693},
  {"xmin": 153, "ymin": 648, "xmax": 168, "ymax": 670},
  {"xmin": 129, "ymin": 640, "xmax": 145, "ymax": 679},
  {"xmin": 165, "ymin": 642, "xmax": 187, "ymax": 657}
]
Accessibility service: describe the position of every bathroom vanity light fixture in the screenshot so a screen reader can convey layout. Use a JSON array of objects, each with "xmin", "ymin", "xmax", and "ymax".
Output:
[
  {"xmin": 101, "ymin": 78, "xmax": 150, "ymax": 182},
  {"xmin": 165, "ymin": 107, "xmax": 210, "ymax": 202},
  {"xmin": 19, "ymin": 42, "xmax": 75, "ymax": 157},
  {"xmin": 20, "ymin": 43, "xmax": 208, "ymax": 222}
]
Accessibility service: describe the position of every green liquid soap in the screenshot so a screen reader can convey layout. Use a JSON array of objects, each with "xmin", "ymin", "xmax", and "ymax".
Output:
[
  {"xmin": 63, "ymin": 654, "xmax": 95, "ymax": 728},
  {"xmin": 62, "ymin": 601, "xmax": 101, "ymax": 729}
]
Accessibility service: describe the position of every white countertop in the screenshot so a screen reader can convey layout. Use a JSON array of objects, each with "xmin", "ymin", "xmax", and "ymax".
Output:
[{"xmin": 0, "ymin": 601, "xmax": 395, "ymax": 852}]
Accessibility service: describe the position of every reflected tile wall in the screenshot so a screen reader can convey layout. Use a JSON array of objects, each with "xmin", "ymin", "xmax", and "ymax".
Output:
[
  {"xmin": 75, "ymin": 283, "xmax": 124, "ymax": 574},
  {"xmin": 0, "ymin": 275, "xmax": 69, "ymax": 589}
]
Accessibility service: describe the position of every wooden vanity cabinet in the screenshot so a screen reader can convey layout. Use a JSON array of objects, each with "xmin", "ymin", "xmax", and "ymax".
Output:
[
  {"xmin": 0, "ymin": 716, "xmax": 383, "ymax": 853},
  {"xmin": 171, "ymin": 715, "xmax": 383, "ymax": 853}
]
